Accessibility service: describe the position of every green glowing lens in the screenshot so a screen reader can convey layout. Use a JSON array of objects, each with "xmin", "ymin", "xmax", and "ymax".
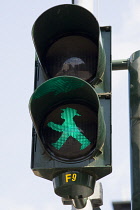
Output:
[{"xmin": 41, "ymin": 103, "xmax": 97, "ymax": 161}]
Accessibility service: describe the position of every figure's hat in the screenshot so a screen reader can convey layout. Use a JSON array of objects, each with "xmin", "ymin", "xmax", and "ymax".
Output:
[{"xmin": 61, "ymin": 107, "xmax": 81, "ymax": 116}]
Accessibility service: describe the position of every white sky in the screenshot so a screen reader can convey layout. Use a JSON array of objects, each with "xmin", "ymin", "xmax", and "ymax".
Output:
[{"xmin": 1, "ymin": 0, "xmax": 140, "ymax": 209}]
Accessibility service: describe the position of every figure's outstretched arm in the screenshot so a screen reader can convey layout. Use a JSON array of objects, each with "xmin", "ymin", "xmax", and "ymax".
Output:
[{"xmin": 47, "ymin": 122, "xmax": 63, "ymax": 132}]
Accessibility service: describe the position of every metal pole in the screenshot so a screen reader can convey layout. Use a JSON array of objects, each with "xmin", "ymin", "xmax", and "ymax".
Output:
[
  {"xmin": 72, "ymin": 0, "xmax": 94, "ymax": 14},
  {"xmin": 112, "ymin": 59, "xmax": 128, "ymax": 70},
  {"xmin": 72, "ymin": 199, "xmax": 93, "ymax": 210},
  {"xmin": 129, "ymin": 50, "xmax": 140, "ymax": 210}
]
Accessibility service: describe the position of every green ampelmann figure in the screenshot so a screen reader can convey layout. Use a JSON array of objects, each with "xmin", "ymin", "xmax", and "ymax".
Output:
[{"xmin": 47, "ymin": 107, "xmax": 91, "ymax": 150}]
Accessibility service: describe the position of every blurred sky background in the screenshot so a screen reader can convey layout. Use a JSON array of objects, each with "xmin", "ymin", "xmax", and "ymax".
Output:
[{"xmin": 1, "ymin": 0, "xmax": 140, "ymax": 209}]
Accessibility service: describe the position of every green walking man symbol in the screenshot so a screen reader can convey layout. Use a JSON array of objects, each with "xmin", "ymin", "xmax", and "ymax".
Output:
[{"xmin": 47, "ymin": 107, "xmax": 91, "ymax": 150}]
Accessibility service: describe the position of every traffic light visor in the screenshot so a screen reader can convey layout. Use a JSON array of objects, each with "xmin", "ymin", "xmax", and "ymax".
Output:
[{"xmin": 32, "ymin": 4, "xmax": 106, "ymax": 85}]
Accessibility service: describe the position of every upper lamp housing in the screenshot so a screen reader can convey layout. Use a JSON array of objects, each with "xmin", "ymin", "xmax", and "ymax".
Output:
[{"xmin": 32, "ymin": 4, "xmax": 106, "ymax": 85}]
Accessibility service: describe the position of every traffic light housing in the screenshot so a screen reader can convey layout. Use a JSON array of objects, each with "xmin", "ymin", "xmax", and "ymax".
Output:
[{"xmin": 29, "ymin": 4, "xmax": 111, "ymax": 206}]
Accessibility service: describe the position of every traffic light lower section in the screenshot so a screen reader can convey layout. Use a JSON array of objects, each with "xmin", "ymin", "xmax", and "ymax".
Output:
[
  {"xmin": 30, "ymin": 76, "xmax": 111, "ymax": 181},
  {"xmin": 29, "ymin": 76, "xmax": 106, "ymax": 162}
]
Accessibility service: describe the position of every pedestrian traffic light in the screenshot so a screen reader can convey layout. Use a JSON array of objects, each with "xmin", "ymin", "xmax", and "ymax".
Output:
[{"xmin": 29, "ymin": 4, "xmax": 111, "ymax": 208}]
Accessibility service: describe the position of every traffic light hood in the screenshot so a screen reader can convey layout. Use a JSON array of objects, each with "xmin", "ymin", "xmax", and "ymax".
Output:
[{"xmin": 32, "ymin": 4, "xmax": 106, "ymax": 85}]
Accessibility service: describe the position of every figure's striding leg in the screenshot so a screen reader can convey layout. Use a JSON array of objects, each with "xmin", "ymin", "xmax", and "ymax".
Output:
[{"xmin": 51, "ymin": 133, "xmax": 69, "ymax": 150}]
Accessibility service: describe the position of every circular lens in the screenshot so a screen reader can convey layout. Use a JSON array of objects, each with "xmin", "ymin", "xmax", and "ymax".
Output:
[
  {"xmin": 41, "ymin": 103, "xmax": 98, "ymax": 161},
  {"xmin": 45, "ymin": 36, "xmax": 98, "ymax": 82}
]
